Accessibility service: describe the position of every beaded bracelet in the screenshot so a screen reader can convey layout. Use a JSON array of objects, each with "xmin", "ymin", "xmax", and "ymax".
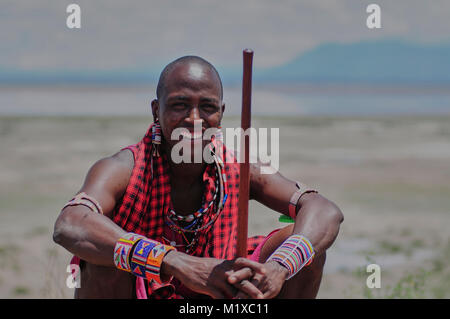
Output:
[
  {"xmin": 117, "ymin": 234, "xmax": 176, "ymax": 284},
  {"xmin": 288, "ymin": 182, "xmax": 318, "ymax": 219},
  {"xmin": 129, "ymin": 238, "xmax": 158, "ymax": 277},
  {"xmin": 62, "ymin": 192, "xmax": 104, "ymax": 215},
  {"xmin": 143, "ymin": 242, "xmax": 176, "ymax": 284},
  {"xmin": 113, "ymin": 233, "xmax": 146, "ymax": 272},
  {"xmin": 267, "ymin": 234, "xmax": 315, "ymax": 280}
]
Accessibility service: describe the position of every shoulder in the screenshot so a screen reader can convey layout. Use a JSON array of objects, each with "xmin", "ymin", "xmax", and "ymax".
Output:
[
  {"xmin": 82, "ymin": 149, "xmax": 134, "ymax": 202},
  {"xmin": 89, "ymin": 149, "xmax": 134, "ymax": 178},
  {"xmin": 110, "ymin": 148, "xmax": 135, "ymax": 168}
]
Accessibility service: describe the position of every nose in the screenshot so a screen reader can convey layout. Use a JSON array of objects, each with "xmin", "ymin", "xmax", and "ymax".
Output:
[{"xmin": 186, "ymin": 106, "xmax": 203, "ymax": 125}]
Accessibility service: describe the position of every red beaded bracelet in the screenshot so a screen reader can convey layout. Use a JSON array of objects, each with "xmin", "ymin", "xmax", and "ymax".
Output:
[{"xmin": 288, "ymin": 182, "xmax": 318, "ymax": 219}]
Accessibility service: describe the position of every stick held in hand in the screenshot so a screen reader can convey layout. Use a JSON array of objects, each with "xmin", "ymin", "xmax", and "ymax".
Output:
[{"xmin": 236, "ymin": 49, "xmax": 253, "ymax": 258}]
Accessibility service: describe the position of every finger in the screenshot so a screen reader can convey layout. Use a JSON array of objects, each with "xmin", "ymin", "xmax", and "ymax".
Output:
[
  {"xmin": 208, "ymin": 271, "xmax": 238, "ymax": 299},
  {"xmin": 227, "ymin": 267, "xmax": 253, "ymax": 284},
  {"xmin": 235, "ymin": 290, "xmax": 248, "ymax": 299},
  {"xmin": 233, "ymin": 258, "xmax": 266, "ymax": 275},
  {"xmin": 234, "ymin": 279, "xmax": 264, "ymax": 299},
  {"xmin": 217, "ymin": 280, "xmax": 238, "ymax": 299},
  {"xmin": 258, "ymin": 275, "xmax": 281, "ymax": 299},
  {"xmin": 263, "ymin": 290, "xmax": 276, "ymax": 299},
  {"xmin": 208, "ymin": 287, "xmax": 225, "ymax": 299},
  {"xmin": 244, "ymin": 274, "xmax": 268, "ymax": 299}
]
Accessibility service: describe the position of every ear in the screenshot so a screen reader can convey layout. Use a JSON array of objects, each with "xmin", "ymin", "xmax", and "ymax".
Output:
[{"xmin": 151, "ymin": 99, "xmax": 159, "ymax": 121}]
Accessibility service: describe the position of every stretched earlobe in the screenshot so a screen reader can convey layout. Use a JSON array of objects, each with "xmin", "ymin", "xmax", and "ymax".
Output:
[
  {"xmin": 151, "ymin": 99, "xmax": 159, "ymax": 121},
  {"xmin": 151, "ymin": 119, "xmax": 161, "ymax": 157}
]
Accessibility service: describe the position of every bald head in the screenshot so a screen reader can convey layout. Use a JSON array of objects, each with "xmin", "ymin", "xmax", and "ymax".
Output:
[{"xmin": 156, "ymin": 56, "xmax": 223, "ymax": 100}]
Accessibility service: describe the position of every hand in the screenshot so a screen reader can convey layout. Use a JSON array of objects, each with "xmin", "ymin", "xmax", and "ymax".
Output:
[
  {"xmin": 164, "ymin": 252, "xmax": 266, "ymax": 299},
  {"xmin": 227, "ymin": 260, "xmax": 289, "ymax": 299}
]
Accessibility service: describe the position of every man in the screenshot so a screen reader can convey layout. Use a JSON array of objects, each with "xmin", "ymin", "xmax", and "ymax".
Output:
[{"xmin": 53, "ymin": 55, "xmax": 343, "ymax": 299}]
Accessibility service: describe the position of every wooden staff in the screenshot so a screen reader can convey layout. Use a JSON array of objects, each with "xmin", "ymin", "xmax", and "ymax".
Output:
[{"xmin": 236, "ymin": 49, "xmax": 253, "ymax": 258}]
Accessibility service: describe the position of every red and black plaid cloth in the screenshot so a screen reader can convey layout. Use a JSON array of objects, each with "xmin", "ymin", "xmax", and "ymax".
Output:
[{"xmin": 112, "ymin": 124, "xmax": 264, "ymax": 298}]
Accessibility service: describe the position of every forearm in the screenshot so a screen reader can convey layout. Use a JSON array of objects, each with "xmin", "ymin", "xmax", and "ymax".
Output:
[
  {"xmin": 293, "ymin": 193, "xmax": 344, "ymax": 255},
  {"xmin": 160, "ymin": 250, "xmax": 192, "ymax": 281},
  {"xmin": 53, "ymin": 206, "xmax": 126, "ymax": 267}
]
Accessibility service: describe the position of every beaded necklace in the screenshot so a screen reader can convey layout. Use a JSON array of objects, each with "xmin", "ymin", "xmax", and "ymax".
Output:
[
  {"xmin": 164, "ymin": 148, "xmax": 228, "ymax": 252},
  {"xmin": 167, "ymin": 175, "xmax": 219, "ymax": 223}
]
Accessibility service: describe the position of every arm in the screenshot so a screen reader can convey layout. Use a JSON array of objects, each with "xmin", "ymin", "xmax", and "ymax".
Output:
[
  {"xmin": 52, "ymin": 150, "xmax": 133, "ymax": 266},
  {"xmin": 227, "ymin": 162, "xmax": 344, "ymax": 298},
  {"xmin": 249, "ymin": 162, "xmax": 344, "ymax": 255}
]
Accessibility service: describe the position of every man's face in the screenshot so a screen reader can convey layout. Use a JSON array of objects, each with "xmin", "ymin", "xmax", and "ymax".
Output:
[{"xmin": 152, "ymin": 62, "xmax": 225, "ymax": 153}]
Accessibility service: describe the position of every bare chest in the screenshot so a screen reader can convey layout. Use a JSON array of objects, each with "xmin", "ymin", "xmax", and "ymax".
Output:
[{"xmin": 170, "ymin": 182, "xmax": 203, "ymax": 215}]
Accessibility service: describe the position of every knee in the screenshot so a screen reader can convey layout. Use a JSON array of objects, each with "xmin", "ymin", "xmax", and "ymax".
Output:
[
  {"xmin": 315, "ymin": 251, "xmax": 326, "ymax": 266},
  {"xmin": 310, "ymin": 251, "xmax": 326, "ymax": 271},
  {"xmin": 77, "ymin": 262, "xmax": 135, "ymax": 298}
]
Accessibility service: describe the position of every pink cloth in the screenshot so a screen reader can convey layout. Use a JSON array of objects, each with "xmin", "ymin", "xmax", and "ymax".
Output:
[{"xmin": 249, "ymin": 228, "xmax": 280, "ymax": 262}]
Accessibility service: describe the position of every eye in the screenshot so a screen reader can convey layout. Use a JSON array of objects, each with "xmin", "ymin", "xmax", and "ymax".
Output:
[
  {"xmin": 172, "ymin": 103, "xmax": 188, "ymax": 110},
  {"xmin": 202, "ymin": 104, "xmax": 218, "ymax": 112}
]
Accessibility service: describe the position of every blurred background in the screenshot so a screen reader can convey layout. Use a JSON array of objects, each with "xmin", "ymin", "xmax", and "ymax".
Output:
[{"xmin": 0, "ymin": 0, "xmax": 449, "ymax": 298}]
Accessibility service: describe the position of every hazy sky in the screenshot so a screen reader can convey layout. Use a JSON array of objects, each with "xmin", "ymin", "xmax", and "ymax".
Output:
[{"xmin": 1, "ymin": 0, "xmax": 450, "ymax": 71}]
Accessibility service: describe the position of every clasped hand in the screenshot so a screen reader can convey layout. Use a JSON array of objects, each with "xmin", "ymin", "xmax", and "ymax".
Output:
[{"xmin": 176, "ymin": 256, "xmax": 288, "ymax": 299}]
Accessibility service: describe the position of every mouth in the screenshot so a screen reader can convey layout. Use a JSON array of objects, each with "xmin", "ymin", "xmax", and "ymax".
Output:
[{"xmin": 180, "ymin": 129, "xmax": 204, "ymax": 140}]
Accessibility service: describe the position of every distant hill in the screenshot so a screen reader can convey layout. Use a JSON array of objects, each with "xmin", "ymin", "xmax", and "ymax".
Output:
[
  {"xmin": 255, "ymin": 39, "xmax": 450, "ymax": 84},
  {"xmin": 0, "ymin": 68, "xmax": 161, "ymax": 85},
  {"xmin": 1, "ymin": 39, "xmax": 449, "ymax": 85}
]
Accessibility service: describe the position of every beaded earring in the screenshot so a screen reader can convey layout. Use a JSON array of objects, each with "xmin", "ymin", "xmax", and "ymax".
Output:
[
  {"xmin": 215, "ymin": 125, "xmax": 223, "ymax": 144},
  {"xmin": 213, "ymin": 125, "xmax": 224, "ymax": 163},
  {"xmin": 152, "ymin": 119, "xmax": 161, "ymax": 157}
]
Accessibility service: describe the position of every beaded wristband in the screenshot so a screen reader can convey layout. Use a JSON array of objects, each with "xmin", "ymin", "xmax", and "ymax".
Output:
[
  {"xmin": 130, "ymin": 238, "xmax": 159, "ymax": 277},
  {"xmin": 145, "ymin": 243, "xmax": 176, "ymax": 284},
  {"xmin": 128, "ymin": 237, "xmax": 176, "ymax": 284},
  {"xmin": 268, "ymin": 234, "xmax": 315, "ymax": 280},
  {"xmin": 113, "ymin": 233, "xmax": 146, "ymax": 272}
]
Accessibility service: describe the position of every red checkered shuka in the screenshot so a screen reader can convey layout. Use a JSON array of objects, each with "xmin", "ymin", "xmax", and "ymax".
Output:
[{"xmin": 112, "ymin": 123, "xmax": 264, "ymax": 298}]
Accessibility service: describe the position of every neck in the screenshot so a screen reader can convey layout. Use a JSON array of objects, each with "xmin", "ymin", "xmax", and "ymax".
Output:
[
  {"xmin": 169, "ymin": 161, "xmax": 206, "ymax": 187},
  {"xmin": 163, "ymin": 143, "xmax": 207, "ymax": 188}
]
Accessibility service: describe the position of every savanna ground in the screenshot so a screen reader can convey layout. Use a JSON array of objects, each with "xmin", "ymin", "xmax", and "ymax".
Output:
[{"xmin": 0, "ymin": 115, "xmax": 449, "ymax": 298}]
